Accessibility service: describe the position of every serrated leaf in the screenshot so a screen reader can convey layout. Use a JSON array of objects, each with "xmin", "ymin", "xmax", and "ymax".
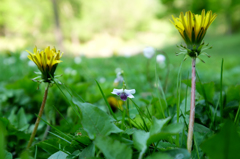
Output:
[
  {"xmin": 95, "ymin": 136, "xmax": 132, "ymax": 159},
  {"xmin": 78, "ymin": 143, "xmax": 95, "ymax": 159},
  {"xmin": 201, "ymin": 120, "xmax": 240, "ymax": 159},
  {"xmin": 72, "ymin": 98, "xmax": 122, "ymax": 139},
  {"xmin": 48, "ymin": 151, "xmax": 68, "ymax": 159}
]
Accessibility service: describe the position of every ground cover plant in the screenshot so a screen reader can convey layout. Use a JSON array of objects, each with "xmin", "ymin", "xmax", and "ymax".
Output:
[{"xmin": 1, "ymin": 8, "xmax": 240, "ymax": 159}]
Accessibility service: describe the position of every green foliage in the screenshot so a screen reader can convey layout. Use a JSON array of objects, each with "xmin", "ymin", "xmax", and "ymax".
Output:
[
  {"xmin": 48, "ymin": 151, "xmax": 68, "ymax": 159},
  {"xmin": 1, "ymin": 33, "xmax": 240, "ymax": 158},
  {"xmin": 201, "ymin": 120, "xmax": 240, "ymax": 159},
  {"xmin": 72, "ymin": 98, "xmax": 122, "ymax": 139},
  {"xmin": 95, "ymin": 136, "xmax": 132, "ymax": 159}
]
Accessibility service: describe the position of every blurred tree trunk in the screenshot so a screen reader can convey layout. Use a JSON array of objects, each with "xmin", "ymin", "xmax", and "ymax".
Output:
[
  {"xmin": 0, "ymin": 24, "xmax": 5, "ymax": 36},
  {"xmin": 0, "ymin": 12, "xmax": 6, "ymax": 36},
  {"xmin": 52, "ymin": 0, "xmax": 64, "ymax": 50}
]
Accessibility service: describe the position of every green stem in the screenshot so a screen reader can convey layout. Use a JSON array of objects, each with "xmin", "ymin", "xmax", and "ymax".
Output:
[
  {"xmin": 234, "ymin": 102, "xmax": 240, "ymax": 124},
  {"xmin": 187, "ymin": 58, "xmax": 196, "ymax": 153},
  {"xmin": 220, "ymin": 59, "xmax": 224, "ymax": 119},
  {"xmin": 27, "ymin": 83, "xmax": 50, "ymax": 149}
]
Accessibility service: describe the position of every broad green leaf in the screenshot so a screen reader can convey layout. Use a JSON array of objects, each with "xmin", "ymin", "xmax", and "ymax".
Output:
[
  {"xmin": 133, "ymin": 118, "xmax": 184, "ymax": 158},
  {"xmin": 72, "ymin": 98, "xmax": 122, "ymax": 139},
  {"xmin": 182, "ymin": 80, "xmax": 215, "ymax": 102},
  {"xmin": 4, "ymin": 151, "xmax": 12, "ymax": 159},
  {"xmin": 78, "ymin": 143, "xmax": 95, "ymax": 159},
  {"xmin": 8, "ymin": 107, "xmax": 29, "ymax": 131},
  {"xmin": 147, "ymin": 123, "xmax": 183, "ymax": 145},
  {"xmin": 161, "ymin": 123, "xmax": 184, "ymax": 134},
  {"xmin": 66, "ymin": 150, "xmax": 80, "ymax": 159},
  {"xmin": 226, "ymin": 85, "xmax": 240, "ymax": 103},
  {"xmin": 17, "ymin": 108, "xmax": 29, "ymax": 131},
  {"xmin": 145, "ymin": 149, "xmax": 190, "ymax": 159},
  {"xmin": 149, "ymin": 117, "xmax": 171, "ymax": 135},
  {"xmin": 165, "ymin": 149, "xmax": 190, "ymax": 159},
  {"xmin": 145, "ymin": 153, "xmax": 173, "ymax": 159},
  {"xmin": 201, "ymin": 120, "xmax": 240, "ymax": 159},
  {"xmin": 37, "ymin": 139, "xmax": 62, "ymax": 154},
  {"xmin": 95, "ymin": 136, "xmax": 132, "ymax": 159},
  {"xmin": 157, "ymin": 141, "xmax": 177, "ymax": 150},
  {"xmin": 48, "ymin": 151, "xmax": 68, "ymax": 159},
  {"xmin": 133, "ymin": 130, "xmax": 150, "ymax": 159}
]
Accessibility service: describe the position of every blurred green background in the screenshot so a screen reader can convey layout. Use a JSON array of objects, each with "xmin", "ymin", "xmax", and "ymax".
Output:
[{"xmin": 0, "ymin": 0, "xmax": 240, "ymax": 57}]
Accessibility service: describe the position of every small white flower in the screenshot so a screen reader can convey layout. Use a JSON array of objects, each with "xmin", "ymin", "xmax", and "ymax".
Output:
[
  {"xmin": 156, "ymin": 54, "xmax": 166, "ymax": 63},
  {"xmin": 156, "ymin": 54, "xmax": 166, "ymax": 68},
  {"xmin": 111, "ymin": 89, "xmax": 135, "ymax": 101},
  {"xmin": 4, "ymin": 57, "xmax": 16, "ymax": 65},
  {"xmin": 74, "ymin": 56, "xmax": 82, "ymax": 64},
  {"xmin": 28, "ymin": 61, "xmax": 35, "ymax": 67},
  {"xmin": 143, "ymin": 47, "xmax": 155, "ymax": 59},
  {"xmin": 99, "ymin": 77, "xmax": 106, "ymax": 83},
  {"xmin": 71, "ymin": 70, "xmax": 77, "ymax": 76},
  {"xmin": 20, "ymin": 51, "xmax": 28, "ymax": 60},
  {"xmin": 64, "ymin": 67, "xmax": 72, "ymax": 74}
]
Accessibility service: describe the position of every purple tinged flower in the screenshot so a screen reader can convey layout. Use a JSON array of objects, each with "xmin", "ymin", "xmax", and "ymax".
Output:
[
  {"xmin": 111, "ymin": 89, "xmax": 135, "ymax": 101},
  {"xmin": 114, "ymin": 72, "xmax": 124, "ymax": 84}
]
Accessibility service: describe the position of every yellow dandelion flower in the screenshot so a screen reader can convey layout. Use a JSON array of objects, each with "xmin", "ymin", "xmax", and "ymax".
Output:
[
  {"xmin": 27, "ymin": 46, "xmax": 63, "ymax": 82},
  {"xmin": 107, "ymin": 96, "xmax": 123, "ymax": 112},
  {"xmin": 171, "ymin": 9, "xmax": 217, "ymax": 58}
]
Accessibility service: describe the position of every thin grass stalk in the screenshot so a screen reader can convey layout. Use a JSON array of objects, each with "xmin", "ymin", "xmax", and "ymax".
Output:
[
  {"xmin": 193, "ymin": 133, "xmax": 200, "ymax": 159},
  {"xmin": 220, "ymin": 59, "xmax": 224, "ymax": 119},
  {"xmin": 155, "ymin": 63, "xmax": 166, "ymax": 118},
  {"xmin": 176, "ymin": 60, "xmax": 183, "ymax": 147},
  {"xmin": 157, "ymin": 50, "xmax": 170, "ymax": 92},
  {"xmin": 181, "ymin": 71, "xmax": 189, "ymax": 146},
  {"xmin": 234, "ymin": 102, "xmax": 240, "ymax": 124},
  {"xmin": 27, "ymin": 83, "xmax": 50, "ymax": 149},
  {"xmin": 187, "ymin": 58, "xmax": 196, "ymax": 153}
]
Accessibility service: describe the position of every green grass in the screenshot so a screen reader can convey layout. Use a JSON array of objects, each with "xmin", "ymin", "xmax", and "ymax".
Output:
[{"xmin": 0, "ymin": 33, "xmax": 240, "ymax": 158}]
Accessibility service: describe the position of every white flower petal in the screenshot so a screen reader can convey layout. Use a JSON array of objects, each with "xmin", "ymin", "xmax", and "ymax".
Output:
[
  {"xmin": 127, "ymin": 94, "xmax": 134, "ymax": 98},
  {"xmin": 111, "ymin": 89, "xmax": 123, "ymax": 95},
  {"xmin": 124, "ymin": 89, "xmax": 135, "ymax": 94}
]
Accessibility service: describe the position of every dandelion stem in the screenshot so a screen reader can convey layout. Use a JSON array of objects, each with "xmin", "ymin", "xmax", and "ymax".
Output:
[
  {"xmin": 187, "ymin": 58, "xmax": 196, "ymax": 153},
  {"xmin": 27, "ymin": 83, "xmax": 50, "ymax": 149}
]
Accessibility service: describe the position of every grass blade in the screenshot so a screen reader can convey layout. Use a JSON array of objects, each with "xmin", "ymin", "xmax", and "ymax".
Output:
[
  {"xmin": 155, "ymin": 63, "xmax": 166, "ymax": 118},
  {"xmin": 176, "ymin": 59, "xmax": 184, "ymax": 147},
  {"xmin": 220, "ymin": 58, "xmax": 224, "ymax": 119},
  {"xmin": 95, "ymin": 80, "xmax": 117, "ymax": 121}
]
